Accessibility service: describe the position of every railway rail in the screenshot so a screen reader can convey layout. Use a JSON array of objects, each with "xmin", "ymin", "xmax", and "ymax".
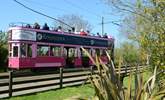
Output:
[{"xmin": 0, "ymin": 65, "xmax": 147, "ymax": 99}]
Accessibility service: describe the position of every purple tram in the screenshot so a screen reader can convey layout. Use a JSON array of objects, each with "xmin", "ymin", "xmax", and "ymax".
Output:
[{"xmin": 8, "ymin": 23, "xmax": 114, "ymax": 70}]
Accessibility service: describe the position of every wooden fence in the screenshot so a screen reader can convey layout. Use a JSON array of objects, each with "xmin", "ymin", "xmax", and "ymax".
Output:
[{"xmin": 0, "ymin": 65, "xmax": 146, "ymax": 99}]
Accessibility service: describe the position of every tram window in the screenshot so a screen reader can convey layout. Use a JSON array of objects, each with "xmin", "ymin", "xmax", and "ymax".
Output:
[
  {"xmin": 9, "ymin": 44, "xmax": 12, "ymax": 57},
  {"xmin": 50, "ymin": 46, "xmax": 61, "ymax": 57},
  {"xmin": 95, "ymin": 49, "xmax": 100, "ymax": 56},
  {"xmin": 63, "ymin": 48, "xmax": 67, "ymax": 57},
  {"xmin": 20, "ymin": 43, "xmax": 26, "ymax": 57},
  {"xmin": 27, "ymin": 44, "xmax": 32, "ymax": 57},
  {"xmin": 81, "ymin": 48, "xmax": 90, "ymax": 57},
  {"xmin": 107, "ymin": 49, "xmax": 112, "ymax": 55},
  {"xmin": 101, "ymin": 49, "xmax": 107, "ymax": 56},
  {"xmin": 13, "ymin": 46, "xmax": 18, "ymax": 57},
  {"xmin": 37, "ymin": 45, "xmax": 49, "ymax": 56},
  {"xmin": 68, "ymin": 48, "xmax": 77, "ymax": 57}
]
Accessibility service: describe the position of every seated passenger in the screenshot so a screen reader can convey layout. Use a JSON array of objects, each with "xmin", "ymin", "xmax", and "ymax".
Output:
[
  {"xmin": 80, "ymin": 29, "xmax": 87, "ymax": 36},
  {"xmin": 68, "ymin": 29, "xmax": 72, "ymax": 33},
  {"xmin": 26, "ymin": 24, "xmax": 31, "ymax": 28},
  {"xmin": 86, "ymin": 30, "xmax": 90, "ymax": 36},
  {"xmin": 57, "ymin": 26, "xmax": 63, "ymax": 32},
  {"xmin": 33, "ymin": 22, "xmax": 40, "ymax": 29},
  {"xmin": 72, "ymin": 27, "xmax": 75, "ymax": 33},
  {"xmin": 42, "ymin": 23, "xmax": 49, "ymax": 30},
  {"xmin": 103, "ymin": 33, "xmax": 108, "ymax": 38},
  {"xmin": 97, "ymin": 32, "xmax": 101, "ymax": 37}
]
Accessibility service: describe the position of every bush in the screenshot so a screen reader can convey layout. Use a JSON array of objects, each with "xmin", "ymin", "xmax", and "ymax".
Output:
[
  {"xmin": 0, "ymin": 46, "xmax": 8, "ymax": 71},
  {"xmin": 81, "ymin": 47, "xmax": 165, "ymax": 100}
]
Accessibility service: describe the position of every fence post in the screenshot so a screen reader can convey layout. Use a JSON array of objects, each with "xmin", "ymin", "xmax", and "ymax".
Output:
[
  {"xmin": 90, "ymin": 66, "xmax": 94, "ymax": 74},
  {"xmin": 9, "ymin": 70, "xmax": 13, "ymax": 97},
  {"xmin": 59, "ymin": 67, "xmax": 63, "ymax": 89},
  {"xmin": 125, "ymin": 65, "xmax": 128, "ymax": 75}
]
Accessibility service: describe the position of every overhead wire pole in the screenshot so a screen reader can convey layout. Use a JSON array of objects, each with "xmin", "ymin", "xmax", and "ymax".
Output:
[
  {"xmin": 102, "ymin": 17, "xmax": 104, "ymax": 35},
  {"xmin": 13, "ymin": 0, "xmax": 74, "ymax": 30}
]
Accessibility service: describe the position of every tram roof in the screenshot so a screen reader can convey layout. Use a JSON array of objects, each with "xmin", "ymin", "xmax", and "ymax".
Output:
[
  {"xmin": 9, "ymin": 26, "xmax": 114, "ymax": 48},
  {"xmin": 9, "ymin": 26, "xmax": 114, "ymax": 41}
]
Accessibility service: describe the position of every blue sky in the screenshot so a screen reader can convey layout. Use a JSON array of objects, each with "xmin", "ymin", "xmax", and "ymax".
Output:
[{"xmin": 0, "ymin": 0, "xmax": 123, "ymax": 45}]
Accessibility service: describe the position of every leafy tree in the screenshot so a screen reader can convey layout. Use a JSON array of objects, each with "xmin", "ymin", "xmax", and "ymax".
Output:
[
  {"xmin": 102, "ymin": 0, "xmax": 165, "ymax": 90},
  {"xmin": 0, "ymin": 31, "xmax": 8, "ymax": 71},
  {"xmin": 114, "ymin": 42, "xmax": 140, "ymax": 66},
  {"xmin": 55, "ymin": 14, "xmax": 92, "ymax": 32}
]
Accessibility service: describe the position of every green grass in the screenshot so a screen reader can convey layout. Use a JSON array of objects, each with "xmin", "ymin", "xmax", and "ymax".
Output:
[
  {"xmin": 123, "ymin": 70, "xmax": 152, "ymax": 89},
  {"xmin": 4, "ymin": 85, "xmax": 95, "ymax": 100},
  {"xmin": 2, "ymin": 71, "xmax": 152, "ymax": 100}
]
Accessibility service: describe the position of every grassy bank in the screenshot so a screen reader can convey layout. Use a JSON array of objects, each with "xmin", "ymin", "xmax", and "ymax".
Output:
[
  {"xmin": 2, "ymin": 70, "xmax": 152, "ymax": 100},
  {"xmin": 4, "ymin": 85, "xmax": 95, "ymax": 100}
]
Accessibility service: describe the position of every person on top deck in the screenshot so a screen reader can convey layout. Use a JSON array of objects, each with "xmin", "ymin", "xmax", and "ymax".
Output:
[
  {"xmin": 57, "ymin": 26, "xmax": 63, "ymax": 32},
  {"xmin": 42, "ymin": 23, "xmax": 49, "ymax": 30},
  {"xmin": 86, "ymin": 30, "xmax": 90, "ymax": 36},
  {"xmin": 103, "ymin": 33, "xmax": 108, "ymax": 38},
  {"xmin": 80, "ymin": 29, "xmax": 87, "ymax": 36},
  {"xmin": 72, "ymin": 27, "xmax": 75, "ymax": 33},
  {"xmin": 97, "ymin": 32, "xmax": 101, "ymax": 37},
  {"xmin": 26, "ymin": 24, "xmax": 31, "ymax": 28},
  {"xmin": 68, "ymin": 29, "xmax": 72, "ymax": 33},
  {"xmin": 33, "ymin": 22, "xmax": 40, "ymax": 29}
]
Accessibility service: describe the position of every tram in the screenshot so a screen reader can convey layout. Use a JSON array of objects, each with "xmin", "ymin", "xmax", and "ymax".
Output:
[{"xmin": 8, "ymin": 23, "xmax": 114, "ymax": 70}]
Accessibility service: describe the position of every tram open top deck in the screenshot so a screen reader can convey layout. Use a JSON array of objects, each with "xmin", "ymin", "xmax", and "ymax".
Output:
[
  {"xmin": 8, "ymin": 23, "xmax": 115, "ymax": 69},
  {"xmin": 9, "ymin": 24, "xmax": 114, "ymax": 48}
]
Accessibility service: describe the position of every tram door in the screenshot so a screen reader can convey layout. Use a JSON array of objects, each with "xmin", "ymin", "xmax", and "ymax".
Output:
[
  {"xmin": 64, "ymin": 47, "xmax": 77, "ymax": 67},
  {"xmin": 80, "ymin": 48, "xmax": 90, "ymax": 67}
]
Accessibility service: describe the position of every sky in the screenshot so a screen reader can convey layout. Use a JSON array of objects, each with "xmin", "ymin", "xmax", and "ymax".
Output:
[{"xmin": 0, "ymin": 0, "xmax": 123, "ymax": 45}]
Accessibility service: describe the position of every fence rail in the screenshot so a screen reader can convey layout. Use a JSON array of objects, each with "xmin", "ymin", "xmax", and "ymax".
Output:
[{"xmin": 0, "ymin": 65, "xmax": 146, "ymax": 99}]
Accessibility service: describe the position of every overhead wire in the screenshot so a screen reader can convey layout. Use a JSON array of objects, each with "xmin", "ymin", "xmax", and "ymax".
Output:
[
  {"xmin": 23, "ymin": 0, "xmax": 70, "ymax": 13},
  {"xmin": 63, "ymin": 0, "xmax": 102, "ymax": 18},
  {"xmin": 13, "ymin": 0, "xmax": 74, "ymax": 29},
  {"xmin": 22, "ymin": 0, "xmax": 101, "ymax": 23}
]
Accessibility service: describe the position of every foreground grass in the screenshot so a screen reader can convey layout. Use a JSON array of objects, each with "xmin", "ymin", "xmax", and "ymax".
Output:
[
  {"xmin": 123, "ymin": 70, "xmax": 152, "ymax": 89},
  {"xmin": 5, "ymin": 85, "xmax": 94, "ymax": 100},
  {"xmin": 2, "ymin": 70, "xmax": 152, "ymax": 100}
]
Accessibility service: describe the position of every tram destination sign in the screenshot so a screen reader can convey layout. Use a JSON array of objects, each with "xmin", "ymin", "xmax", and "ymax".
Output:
[{"xmin": 36, "ymin": 32, "xmax": 111, "ymax": 47}]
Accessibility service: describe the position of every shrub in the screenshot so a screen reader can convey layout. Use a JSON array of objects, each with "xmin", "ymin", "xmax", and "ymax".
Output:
[{"xmin": 81, "ymin": 47, "xmax": 165, "ymax": 100}]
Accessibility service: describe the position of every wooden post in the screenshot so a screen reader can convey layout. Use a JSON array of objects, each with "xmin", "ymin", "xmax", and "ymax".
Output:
[
  {"xmin": 90, "ymin": 66, "xmax": 94, "ymax": 74},
  {"xmin": 9, "ymin": 70, "xmax": 13, "ymax": 97},
  {"xmin": 59, "ymin": 67, "xmax": 63, "ymax": 89},
  {"xmin": 125, "ymin": 65, "xmax": 128, "ymax": 75}
]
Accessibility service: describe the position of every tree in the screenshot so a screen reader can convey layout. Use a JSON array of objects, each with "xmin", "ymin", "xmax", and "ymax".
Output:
[
  {"xmin": 0, "ymin": 31, "xmax": 8, "ymax": 71},
  {"xmin": 54, "ymin": 14, "xmax": 92, "ymax": 32},
  {"xmin": 114, "ymin": 42, "xmax": 140, "ymax": 66},
  {"xmin": 102, "ymin": 0, "xmax": 165, "ymax": 90}
]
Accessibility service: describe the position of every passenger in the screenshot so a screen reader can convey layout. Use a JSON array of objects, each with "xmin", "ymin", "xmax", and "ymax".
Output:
[
  {"xmin": 80, "ymin": 29, "xmax": 87, "ymax": 36},
  {"xmin": 103, "ymin": 33, "xmax": 108, "ymax": 38},
  {"xmin": 57, "ymin": 26, "xmax": 63, "ymax": 32},
  {"xmin": 86, "ymin": 30, "xmax": 90, "ymax": 36},
  {"xmin": 42, "ymin": 23, "xmax": 49, "ymax": 30},
  {"xmin": 33, "ymin": 22, "xmax": 40, "ymax": 29},
  {"xmin": 97, "ymin": 32, "xmax": 101, "ymax": 37},
  {"xmin": 50, "ymin": 47, "xmax": 54, "ymax": 56},
  {"xmin": 72, "ymin": 27, "xmax": 75, "ymax": 33},
  {"xmin": 68, "ymin": 29, "xmax": 71, "ymax": 33},
  {"xmin": 26, "ymin": 24, "xmax": 31, "ymax": 28}
]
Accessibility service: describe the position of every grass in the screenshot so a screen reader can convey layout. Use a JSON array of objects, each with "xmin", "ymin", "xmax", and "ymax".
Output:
[
  {"xmin": 4, "ymin": 84, "xmax": 95, "ymax": 100},
  {"xmin": 2, "ymin": 70, "xmax": 158, "ymax": 100},
  {"xmin": 123, "ymin": 70, "xmax": 152, "ymax": 89}
]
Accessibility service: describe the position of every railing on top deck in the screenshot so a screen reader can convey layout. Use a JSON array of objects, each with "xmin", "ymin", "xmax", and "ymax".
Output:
[
  {"xmin": 9, "ymin": 22, "xmax": 114, "ymax": 39},
  {"xmin": 9, "ymin": 22, "xmax": 59, "ymax": 32}
]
